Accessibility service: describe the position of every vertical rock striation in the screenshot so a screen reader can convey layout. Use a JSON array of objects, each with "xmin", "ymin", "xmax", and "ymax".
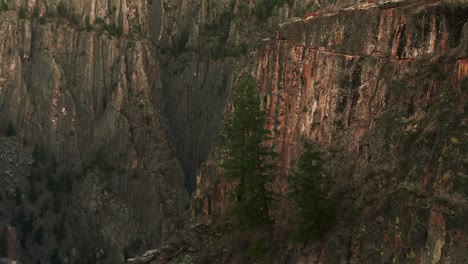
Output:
[
  {"xmin": 0, "ymin": 1, "xmax": 190, "ymax": 263},
  {"xmin": 196, "ymin": 1, "xmax": 468, "ymax": 262}
]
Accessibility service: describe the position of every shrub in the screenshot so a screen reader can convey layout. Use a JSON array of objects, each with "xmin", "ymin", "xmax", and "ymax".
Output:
[
  {"xmin": 94, "ymin": 17, "xmax": 105, "ymax": 24},
  {"xmin": 32, "ymin": 6, "xmax": 39, "ymax": 18},
  {"xmin": 176, "ymin": 30, "xmax": 190, "ymax": 52},
  {"xmin": 85, "ymin": 16, "xmax": 93, "ymax": 31},
  {"xmin": 18, "ymin": 6, "xmax": 27, "ymax": 19},
  {"xmin": 70, "ymin": 13, "xmax": 79, "ymax": 26},
  {"xmin": 255, "ymin": 0, "xmax": 294, "ymax": 21},
  {"xmin": 46, "ymin": 9, "xmax": 55, "ymax": 18},
  {"xmin": 57, "ymin": 1, "xmax": 67, "ymax": 17},
  {"xmin": 107, "ymin": 22, "xmax": 122, "ymax": 37},
  {"xmin": 39, "ymin": 15, "xmax": 46, "ymax": 24},
  {"xmin": 0, "ymin": 0, "xmax": 8, "ymax": 11}
]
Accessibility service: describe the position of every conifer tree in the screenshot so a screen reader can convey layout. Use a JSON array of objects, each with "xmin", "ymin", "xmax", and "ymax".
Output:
[
  {"xmin": 288, "ymin": 142, "xmax": 335, "ymax": 241},
  {"xmin": 223, "ymin": 75, "xmax": 276, "ymax": 229},
  {"xmin": 6, "ymin": 121, "xmax": 15, "ymax": 136}
]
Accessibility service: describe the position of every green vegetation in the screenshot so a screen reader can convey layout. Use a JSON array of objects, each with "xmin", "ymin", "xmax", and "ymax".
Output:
[
  {"xmin": 288, "ymin": 142, "xmax": 335, "ymax": 241},
  {"xmin": 46, "ymin": 9, "xmax": 55, "ymax": 18},
  {"xmin": 256, "ymin": 0, "xmax": 295, "ymax": 21},
  {"xmin": 57, "ymin": 1, "xmax": 67, "ymax": 17},
  {"xmin": 69, "ymin": 13, "xmax": 79, "ymax": 26},
  {"xmin": 6, "ymin": 121, "xmax": 16, "ymax": 136},
  {"xmin": 247, "ymin": 237, "xmax": 268, "ymax": 257},
  {"xmin": 203, "ymin": 8, "xmax": 250, "ymax": 58},
  {"xmin": 84, "ymin": 149, "xmax": 115, "ymax": 173},
  {"xmin": 134, "ymin": 24, "xmax": 142, "ymax": 33},
  {"xmin": 94, "ymin": 17, "xmax": 105, "ymax": 24},
  {"xmin": 106, "ymin": 22, "xmax": 123, "ymax": 37},
  {"xmin": 0, "ymin": 0, "xmax": 8, "ymax": 11},
  {"xmin": 223, "ymin": 76, "xmax": 277, "ymax": 230},
  {"xmin": 39, "ymin": 15, "xmax": 46, "ymax": 24},
  {"xmin": 18, "ymin": 6, "xmax": 26, "ymax": 19},
  {"xmin": 85, "ymin": 16, "xmax": 93, "ymax": 31},
  {"xmin": 225, "ymin": 42, "xmax": 248, "ymax": 57},
  {"xmin": 205, "ymin": 10, "xmax": 235, "ymax": 57},
  {"xmin": 32, "ymin": 6, "xmax": 39, "ymax": 18},
  {"xmin": 176, "ymin": 30, "xmax": 190, "ymax": 52}
]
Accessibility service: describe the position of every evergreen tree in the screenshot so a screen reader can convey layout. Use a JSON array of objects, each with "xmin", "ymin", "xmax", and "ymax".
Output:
[
  {"xmin": 223, "ymin": 75, "xmax": 276, "ymax": 229},
  {"xmin": 6, "ymin": 121, "xmax": 15, "ymax": 136},
  {"xmin": 288, "ymin": 142, "xmax": 335, "ymax": 241}
]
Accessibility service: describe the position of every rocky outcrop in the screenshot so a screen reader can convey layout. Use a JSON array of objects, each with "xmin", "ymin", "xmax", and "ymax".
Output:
[{"xmin": 194, "ymin": 0, "xmax": 468, "ymax": 262}]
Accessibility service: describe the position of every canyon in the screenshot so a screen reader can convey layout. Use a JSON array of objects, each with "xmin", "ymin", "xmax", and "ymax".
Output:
[{"xmin": 0, "ymin": 0, "xmax": 466, "ymax": 263}]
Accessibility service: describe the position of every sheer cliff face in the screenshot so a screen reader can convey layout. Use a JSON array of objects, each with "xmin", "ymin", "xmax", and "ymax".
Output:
[
  {"xmin": 0, "ymin": 1, "xmax": 190, "ymax": 263},
  {"xmin": 196, "ymin": 1, "xmax": 468, "ymax": 263}
]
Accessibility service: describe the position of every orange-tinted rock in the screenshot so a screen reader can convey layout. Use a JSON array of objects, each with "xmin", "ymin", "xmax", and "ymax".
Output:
[{"xmin": 195, "ymin": 1, "xmax": 468, "ymax": 262}]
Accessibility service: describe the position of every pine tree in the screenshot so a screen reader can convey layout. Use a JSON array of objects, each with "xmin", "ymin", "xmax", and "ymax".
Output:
[
  {"xmin": 288, "ymin": 142, "xmax": 335, "ymax": 241},
  {"xmin": 223, "ymin": 75, "xmax": 277, "ymax": 230},
  {"xmin": 6, "ymin": 121, "xmax": 15, "ymax": 136}
]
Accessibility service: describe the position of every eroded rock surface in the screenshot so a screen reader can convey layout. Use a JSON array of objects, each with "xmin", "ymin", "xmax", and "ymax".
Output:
[
  {"xmin": 0, "ymin": 1, "xmax": 190, "ymax": 263},
  {"xmin": 194, "ymin": 1, "xmax": 468, "ymax": 263}
]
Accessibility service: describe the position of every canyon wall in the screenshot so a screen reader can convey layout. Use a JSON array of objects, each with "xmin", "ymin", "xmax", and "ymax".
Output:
[
  {"xmin": 195, "ymin": 0, "xmax": 468, "ymax": 262},
  {"xmin": 0, "ymin": 1, "xmax": 192, "ymax": 262}
]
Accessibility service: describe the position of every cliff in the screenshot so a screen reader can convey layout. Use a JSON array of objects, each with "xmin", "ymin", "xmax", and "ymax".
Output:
[
  {"xmin": 0, "ymin": 1, "xmax": 190, "ymax": 262},
  {"xmin": 193, "ymin": 0, "xmax": 468, "ymax": 263}
]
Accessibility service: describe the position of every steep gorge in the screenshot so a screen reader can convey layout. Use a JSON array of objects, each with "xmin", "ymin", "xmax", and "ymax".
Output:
[{"xmin": 0, "ymin": 0, "xmax": 466, "ymax": 263}]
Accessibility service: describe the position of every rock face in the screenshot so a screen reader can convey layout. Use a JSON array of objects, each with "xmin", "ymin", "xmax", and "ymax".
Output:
[
  {"xmin": 195, "ymin": 0, "xmax": 468, "ymax": 263},
  {"xmin": 0, "ymin": 1, "xmax": 191, "ymax": 263}
]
